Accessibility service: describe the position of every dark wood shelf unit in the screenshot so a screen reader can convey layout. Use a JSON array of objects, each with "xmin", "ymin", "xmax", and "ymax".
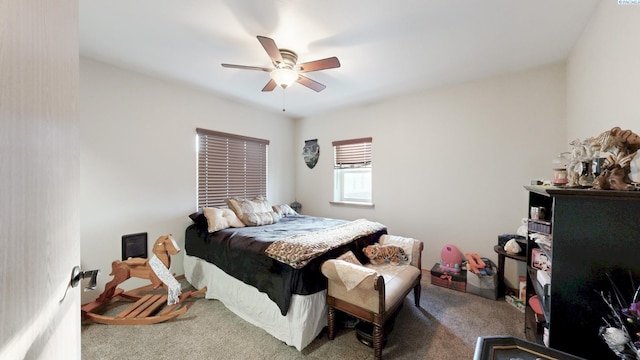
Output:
[
  {"xmin": 493, "ymin": 245, "xmax": 526, "ymax": 262},
  {"xmin": 524, "ymin": 305, "xmax": 545, "ymax": 345},
  {"xmin": 493, "ymin": 244, "xmax": 526, "ymax": 298},
  {"xmin": 523, "ymin": 185, "xmax": 640, "ymax": 360}
]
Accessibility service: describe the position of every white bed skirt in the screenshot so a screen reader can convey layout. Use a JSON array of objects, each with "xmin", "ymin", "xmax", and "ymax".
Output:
[{"xmin": 183, "ymin": 254, "xmax": 328, "ymax": 351}]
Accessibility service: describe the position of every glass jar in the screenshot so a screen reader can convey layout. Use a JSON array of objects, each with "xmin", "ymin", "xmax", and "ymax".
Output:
[{"xmin": 553, "ymin": 168, "xmax": 568, "ymax": 185}]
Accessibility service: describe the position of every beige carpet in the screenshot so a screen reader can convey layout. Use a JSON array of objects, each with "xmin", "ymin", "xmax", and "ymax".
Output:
[{"xmin": 81, "ymin": 273, "xmax": 524, "ymax": 359}]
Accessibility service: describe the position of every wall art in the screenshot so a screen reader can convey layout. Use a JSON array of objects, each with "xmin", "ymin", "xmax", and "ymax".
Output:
[{"xmin": 303, "ymin": 139, "xmax": 320, "ymax": 169}]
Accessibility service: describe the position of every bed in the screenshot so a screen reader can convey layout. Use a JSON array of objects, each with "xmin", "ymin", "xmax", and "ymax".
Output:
[{"xmin": 183, "ymin": 211, "xmax": 387, "ymax": 350}]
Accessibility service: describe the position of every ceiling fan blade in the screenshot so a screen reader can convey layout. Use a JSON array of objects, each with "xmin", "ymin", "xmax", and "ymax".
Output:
[
  {"xmin": 297, "ymin": 75, "xmax": 326, "ymax": 92},
  {"xmin": 297, "ymin": 57, "xmax": 341, "ymax": 73},
  {"xmin": 257, "ymin": 36, "xmax": 283, "ymax": 65},
  {"xmin": 221, "ymin": 63, "xmax": 272, "ymax": 72},
  {"xmin": 262, "ymin": 79, "xmax": 277, "ymax": 92}
]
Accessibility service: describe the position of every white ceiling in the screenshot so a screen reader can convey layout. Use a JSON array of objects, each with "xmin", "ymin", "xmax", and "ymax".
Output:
[{"xmin": 79, "ymin": 0, "xmax": 600, "ymax": 118}]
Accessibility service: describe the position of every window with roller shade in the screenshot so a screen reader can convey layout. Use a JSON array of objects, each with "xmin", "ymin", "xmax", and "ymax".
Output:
[
  {"xmin": 196, "ymin": 128, "xmax": 268, "ymax": 208},
  {"xmin": 332, "ymin": 137, "xmax": 372, "ymax": 205}
]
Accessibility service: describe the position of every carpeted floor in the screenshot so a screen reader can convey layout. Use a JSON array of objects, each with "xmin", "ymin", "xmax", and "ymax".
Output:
[{"xmin": 81, "ymin": 273, "xmax": 525, "ymax": 359}]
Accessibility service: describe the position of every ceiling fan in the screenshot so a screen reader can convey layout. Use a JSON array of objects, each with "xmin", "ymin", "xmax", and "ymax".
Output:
[{"xmin": 222, "ymin": 36, "xmax": 340, "ymax": 92}]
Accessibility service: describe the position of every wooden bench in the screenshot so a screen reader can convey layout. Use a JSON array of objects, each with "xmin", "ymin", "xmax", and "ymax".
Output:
[{"xmin": 321, "ymin": 237, "xmax": 423, "ymax": 360}]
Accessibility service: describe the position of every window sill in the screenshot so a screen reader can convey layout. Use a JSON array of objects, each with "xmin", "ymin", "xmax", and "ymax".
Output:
[{"xmin": 329, "ymin": 201, "xmax": 375, "ymax": 208}]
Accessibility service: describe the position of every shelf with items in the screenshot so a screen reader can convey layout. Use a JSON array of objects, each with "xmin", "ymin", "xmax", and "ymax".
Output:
[
  {"xmin": 527, "ymin": 267, "xmax": 550, "ymax": 319},
  {"xmin": 524, "ymin": 300, "xmax": 546, "ymax": 345},
  {"xmin": 527, "ymin": 219, "xmax": 552, "ymax": 235},
  {"xmin": 526, "ymin": 261, "xmax": 551, "ymax": 345},
  {"xmin": 523, "ymin": 185, "xmax": 640, "ymax": 359},
  {"xmin": 529, "ymin": 233, "xmax": 552, "ymax": 262},
  {"xmin": 523, "ymin": 186, "xmax": 554, "ymax": 346},
  {"xmin": 524, "ymin": 292, "xmax": 547, "ymax": 343}
]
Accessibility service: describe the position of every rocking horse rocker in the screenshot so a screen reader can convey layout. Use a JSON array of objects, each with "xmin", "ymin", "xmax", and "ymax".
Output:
[{"xmin": 81, "ymin": 234, "xmax": 206, "ymax": 325}]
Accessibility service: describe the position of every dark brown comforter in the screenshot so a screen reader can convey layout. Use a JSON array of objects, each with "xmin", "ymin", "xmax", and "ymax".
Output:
[{"xmin": 185, "ymin": 215, "xmax": 387, "ymax": 315}]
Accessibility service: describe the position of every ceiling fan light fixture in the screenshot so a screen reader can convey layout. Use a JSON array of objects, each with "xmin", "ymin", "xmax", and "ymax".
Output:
[
  {"xmin": 222, "ymin": 36, "xmax": 338, "ymax": 93},
  {"xmin": 270, "ymin": 68, "xmax": 298, "ymax": 88}
]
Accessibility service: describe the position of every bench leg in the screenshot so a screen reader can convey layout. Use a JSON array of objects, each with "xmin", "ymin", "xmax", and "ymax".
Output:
[
  {"xmin": 373, "ymin": 324, "xmax": 383, "ymax": 360},
  {"xmin": 414, "ymin": 284, "xmax": 421, "ymax": 307},
  {"xmin": 327, "ymin": 306, "xmax": 336, "ymax": 340}
]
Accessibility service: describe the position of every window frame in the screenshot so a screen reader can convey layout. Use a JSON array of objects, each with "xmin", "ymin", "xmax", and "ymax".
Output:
[{"xmin": 331, "ymin": 137, "xmax": 373, "ymax": 207}]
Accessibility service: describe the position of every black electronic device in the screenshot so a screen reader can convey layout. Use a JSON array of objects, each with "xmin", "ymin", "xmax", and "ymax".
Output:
[{"xmin": 121, "ymin": 232, "xmax": 148, "ymax": 260}]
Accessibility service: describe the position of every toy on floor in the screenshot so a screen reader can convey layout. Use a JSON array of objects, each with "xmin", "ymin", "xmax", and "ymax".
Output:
[
  {"xmin": 438, "ymin": 244, "xmax": 462, "ymax": 273},
  {"xmin": 465, "ymin": 253, "xmax": 492, "ymax": 275},
  {"xmin": 81, "ymin": 234, "xmax": 206, "ymax": 325}
]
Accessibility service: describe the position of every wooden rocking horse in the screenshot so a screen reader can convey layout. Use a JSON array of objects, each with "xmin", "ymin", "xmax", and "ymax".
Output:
[{"xmin": 81, "ymin": 234, "xmax": 206, "ymax": 325}]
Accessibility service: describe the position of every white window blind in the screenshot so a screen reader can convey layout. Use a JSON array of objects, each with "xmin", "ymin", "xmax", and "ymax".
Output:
[
  {"xmin": 196, "ymin": 128, "xmax": 268, "ymax": 208},
  {"xmin": 333, "ymin": 137, "xmax": 372, "ymax": 168}
]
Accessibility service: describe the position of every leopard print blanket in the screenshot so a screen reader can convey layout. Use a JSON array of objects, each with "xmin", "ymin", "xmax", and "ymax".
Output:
[{"xmin": 265, "ymin": 219, "xmax": 386, "ymax": 269}]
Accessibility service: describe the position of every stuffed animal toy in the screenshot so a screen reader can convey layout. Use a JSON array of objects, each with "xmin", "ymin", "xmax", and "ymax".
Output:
[
  {"xmin": 362, "ymin": 243, "xmax": 409, "ymax": 266},
  {"xmin": 504, "ymin": 238, "xmax": 522, "ymax": 254}
]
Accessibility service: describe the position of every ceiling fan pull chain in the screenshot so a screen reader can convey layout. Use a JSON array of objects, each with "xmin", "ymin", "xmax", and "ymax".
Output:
[{"xmin": 282, "ymin": 89, "xmax": 286, "ymax": 112}]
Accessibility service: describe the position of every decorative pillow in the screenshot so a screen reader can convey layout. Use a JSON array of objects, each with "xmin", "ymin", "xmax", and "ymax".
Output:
[
  {"xmin": 221, "ymin": 208, "xmax": 245, "ymax": 228},
  {"xmin": 202, "ymin": 207, "xmax": 245, "ymax": 232},
  {"xmin": 251, "ymin": 195, "xmax": 272, "ymax": 212},
  {"xmin": 242, "ymin": 211, "xmax": 281, "ymax": 226},
  {"xmin": 188, "ymin": 210, "xmax": 208, "ymax": 228},
  {"xmin": 226, "ymin": 196, "xmax": 281, "ymax": 226},
  {"xmin": 272, "ymin": 204, "xmax": 298, "ymax": 217},
  {"xmin": 226, "ymin": 197, "xmax": 263, "ymax": 218},
  {"xmin": 337, "ymin": 250, "xmax": 363, "ymax": 266}
]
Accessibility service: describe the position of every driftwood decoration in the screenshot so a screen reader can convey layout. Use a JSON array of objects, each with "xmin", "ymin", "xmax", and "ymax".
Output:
[{"xmin": 591, "ymin": 127, "xmax": 640, "ymax": 190}]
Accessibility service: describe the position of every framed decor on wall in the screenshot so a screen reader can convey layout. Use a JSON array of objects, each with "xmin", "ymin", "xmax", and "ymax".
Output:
[{"xmin": 303, "ymin": 139, "xmax": 320, "ymax": 169}]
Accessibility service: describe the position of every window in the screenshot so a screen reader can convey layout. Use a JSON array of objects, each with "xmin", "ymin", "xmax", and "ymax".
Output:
[
  {"xmin": 196, "ymin": 128, "xmax": 269, "ymax": 208},
  {"xmin": 332, "ymin": 137, "xmax": 372, "ymax": 205}
]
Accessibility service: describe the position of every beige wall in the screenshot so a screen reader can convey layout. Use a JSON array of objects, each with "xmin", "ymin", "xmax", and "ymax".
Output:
[
  {"xmin": 80, "ymin": 58, "xmax": 296, "ymax": 303},
  {"xmin": 567, "ymin": 1, "xmax": 640, "ymax": 139},
  {"xmin": 296, "ymin": 64, "xmax": 567, "ymax": 288}
]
